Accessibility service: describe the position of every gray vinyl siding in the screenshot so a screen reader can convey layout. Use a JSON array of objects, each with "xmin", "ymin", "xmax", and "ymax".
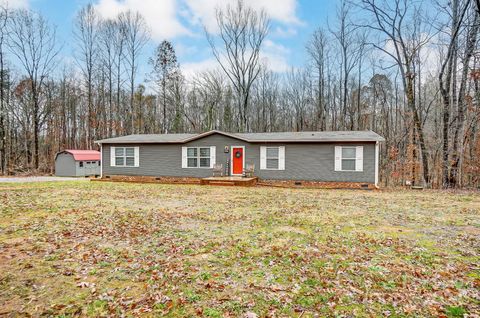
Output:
[
  {"xmin": 55, "ymin": 153, "xmax": 77, "ymax": 177},
  {"xmin": 102, "ymin": 134, "xmax": 376, "ymax": 183},
  {"xmin": 55, "ymin": 153, "xmax": 100, "ymax": 177}
]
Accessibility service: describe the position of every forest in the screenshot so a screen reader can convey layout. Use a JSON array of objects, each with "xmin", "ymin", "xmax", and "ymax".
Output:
[{"xmin": 0, "ymin": 0, "xmax": 479, "ymax": 189}]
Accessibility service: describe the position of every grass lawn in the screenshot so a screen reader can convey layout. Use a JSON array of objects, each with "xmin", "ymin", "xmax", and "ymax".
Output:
[{"xmin": 0, "ymin": 182, "xmax": 479, "ymax": 317}]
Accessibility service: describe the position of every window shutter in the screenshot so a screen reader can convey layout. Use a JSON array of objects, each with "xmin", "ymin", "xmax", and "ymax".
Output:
[
  {"xmin": 355, "ymin": 146, "xmax": 363, "ymax": 171},
  {"xmin": 334, "ymin": 146, "xmax": 341, "ymax": 171},
  {"xmin": 210, "ymin": 146, "xmax": 216, "ymax": 168},
  {"xmin": 278, "ymin": 146, "xmax": 285, "ymax": 170},
  {"xmin": 110, "ymin": 146, "xmax": 116, "ymax": 167},
  {"xmin": 134, "ymin": 147, "xmax": 140, "ymax": 167},
  {"xmin": 260, "ymin": 146, "xmax": 266, "ymax": 169},
  {"xmin": 181, "ymin": 147, "xmax": 187, "ymax": 168}
]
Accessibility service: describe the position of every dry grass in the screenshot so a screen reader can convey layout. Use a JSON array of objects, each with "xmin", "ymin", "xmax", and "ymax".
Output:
[{"xmin": 0, "ymin": 181, "xmax": 479, "ymax": 317}]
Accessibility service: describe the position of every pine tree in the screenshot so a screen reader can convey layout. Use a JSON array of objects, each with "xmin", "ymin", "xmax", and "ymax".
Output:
[{"xmin": 149, "ymin": 40, "xmax": 181, "ymax": 133}]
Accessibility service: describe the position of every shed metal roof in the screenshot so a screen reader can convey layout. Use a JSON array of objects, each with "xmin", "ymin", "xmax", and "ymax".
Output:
[
  {"xmin": 56, "ymin": 150, "xmax": 101, "ymax": 161},
  {"xmin": 95, "ymin": 130, "xmax": 384, "ymax": 144}
]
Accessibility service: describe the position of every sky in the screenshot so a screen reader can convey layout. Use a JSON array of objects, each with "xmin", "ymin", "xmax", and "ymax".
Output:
[{"xmin": 3, "ymin": 0, "xmax": 338, "ymax": 80}]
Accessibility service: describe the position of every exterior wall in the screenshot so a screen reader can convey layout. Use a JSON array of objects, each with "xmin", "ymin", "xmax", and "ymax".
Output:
[
  {"xmin": 76, "ymin": 160, "xmax": 101, "ymax": 177},
  {"xmin": 55, "ymin": 153, "xmax": 77, "ymax": 177},
  {"xmin": 55, "ymin": 153, "xmax": 100, "ymax": 177},
  {"xmin": 102, "ymin": 134, "xmax": 376, "ymax": 183}
]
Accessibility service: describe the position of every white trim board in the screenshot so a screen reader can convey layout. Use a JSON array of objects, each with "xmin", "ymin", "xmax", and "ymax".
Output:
[
  {"xmin": 334, "ymin": 145, "xmax": 364, "ymax": 172},
  {"xmin": 100, "ymin": 144, "xmax": 103, "ymax": 178},
  {"xmin": 230, "ymin": 146, "xmax": 245, "ymax": 176},
  {"xmin": 375, "ymin": 141, "xmax": 379, "ymax": 187},
  {"xmin": 260, "ymin": 146, "xmax": 285, "ymax": 170}
]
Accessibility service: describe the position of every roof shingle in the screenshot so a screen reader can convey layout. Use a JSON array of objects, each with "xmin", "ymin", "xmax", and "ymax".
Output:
[{"xmin": 95, "ymin": 130, "xmax": 384, "ymax": 144}]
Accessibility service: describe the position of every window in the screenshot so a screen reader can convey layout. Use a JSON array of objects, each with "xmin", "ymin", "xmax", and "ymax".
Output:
[
  {"xmin": 260, "ymin": 146, "xmax": 285, "ymax": 170},
  {"xmin": 115, "ymin": 147, "xmax": 135, "ymax": 167},
  {"xmin": 266, "ymin": 147, "xmax": 279, "ymax": 169},
  {"xmin": 79, "ymin": 161, "xmax": 84, "ymax": 168},
  {"xmin": 341, "ymin": 147, "xmax": 356, "ymax": 171},
  {"xmin": 187, "ymin": 147, "xmax": 210, "ymax": 168},
  {"xmin": 98, "ymin": 161, "xmax": 101, "ymax": 166},
  {"xmin": 199, "ymin": 148, "xmax": 211, "ymax": 168},
  {"xmin": 334, "ymin": 146, "xmax": 363, "ymax": 172}
]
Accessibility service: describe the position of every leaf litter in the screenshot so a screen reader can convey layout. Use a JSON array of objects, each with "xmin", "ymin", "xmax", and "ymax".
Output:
[{"xmin": 0, "ymin": 182, "xmax": 479, "ymax": 317}]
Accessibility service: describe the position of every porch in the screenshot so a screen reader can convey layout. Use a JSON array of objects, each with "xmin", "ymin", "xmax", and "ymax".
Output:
[{"xmin": 200, "ymin": 176, "xmax": 258, "ymax": 187}]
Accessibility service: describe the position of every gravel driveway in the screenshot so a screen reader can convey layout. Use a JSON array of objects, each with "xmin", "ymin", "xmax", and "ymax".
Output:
[{"xmin": 0, "ymin": 176, "xmax": 90, "ymax": 183}]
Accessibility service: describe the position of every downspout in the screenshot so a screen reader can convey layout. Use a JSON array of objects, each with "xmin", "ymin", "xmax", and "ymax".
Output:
[
  {"xmin": 375, "ymin": 141, "xmax": 379, "ymax": 188},
  {"xmin": 100, "ymin": 143, "xmax": 103, "ymax": 179}
]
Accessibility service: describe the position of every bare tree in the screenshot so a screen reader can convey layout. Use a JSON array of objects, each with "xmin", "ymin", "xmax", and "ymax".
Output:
[
  {"xmin": 113, "ymin": 16, "xmax": 126, "ymax": 136},
  {"xmin": 119, "ymin": 10, "xmax": 149, "ymax": 134},
  {"xmin": 307, "ymin": 27, "xmax": 329, "ymax": 130},
  {"xmin": 99, "ymin": 18, "xmax": 120, "ymax": 136},
  {"xmin": 192, "ymin": 71, "xmax": 225, "ymax": 131},
  {"xmin": 360, "ymin": 0, "xmax": 434, "ymax": 186},
  {"xmin": 438, "ymin": 0, "xmax": 471, "ymax": 187},
  {"xmin": 206, "ymin": 0, "xmax": 270, "ymax": 131},
  {"xmin": 331, "ymin": 0, "xmax": 363, "ymax": 129},
  {"xmin": 2, "ymin": 0, "xmax": 480, "ymax": 189},
  {"xmin": 450, "ymin": 9, "xmax": 480, "ymax": 186},
  {"xmin": 284, "ymin": 68, "xmax": 312, "ymax": 131},
  {"xmin": 0, "ymin": 6, "xmax": 8, "ymax": 173},
  {"xmin": 251, "ymin": 67, "xmax": 279, "ymax": 132},
  {"xmin": 73, "ymin": 4, "xmax": 99, "ymax": 148},
  {"xmin": 8, "ymin": 9, "xmax": 59, "ymax": 169}
]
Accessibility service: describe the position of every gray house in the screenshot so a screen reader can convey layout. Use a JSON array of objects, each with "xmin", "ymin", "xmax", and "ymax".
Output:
[
  {"xmin": 95, "ymin": 130, "xmax": 384, "ymax": 186},
  {"xmin": 55, "ymin": 150, "xmax": 101, "ymax": 177}
]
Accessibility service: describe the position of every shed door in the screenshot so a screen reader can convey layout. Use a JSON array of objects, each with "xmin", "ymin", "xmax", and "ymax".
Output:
[{"xmin": 85, "ymin": 161, "xmax": 95, "ymax": 176}]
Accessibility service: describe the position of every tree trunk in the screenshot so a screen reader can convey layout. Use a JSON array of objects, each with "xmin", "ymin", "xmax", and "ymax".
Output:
[
  {"xmin": 406, "ymin": 73, "xmax": 430, "ymax": 185},
  {"xmin": 0, "ymin": 49, "xmax": 5, "ymax": 174},
  {"xmin": 450, "ymin": 11, "xmax": 480, "ymax": 187}
]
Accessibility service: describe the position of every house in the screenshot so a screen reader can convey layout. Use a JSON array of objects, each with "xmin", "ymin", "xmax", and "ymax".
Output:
[
  {"xmin": 55, "ymin": 150, "xmax": 101, "ymax": 177},
  {"xmin": 95, "ymin": 130, "xmax": 384, "ymax": 187}
]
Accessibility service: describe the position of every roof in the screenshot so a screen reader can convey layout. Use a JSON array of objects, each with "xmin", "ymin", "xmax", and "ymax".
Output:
[
  {"xmin": 95, "ymin": 130, "xmax": 384, "ymax": 144},
  {"xmin": 236, "ymin": 131, "xmax": 385, "ymax": 142},
  {"xmin": 56, "ymin": 150, "xmax": 101, "ymax": 161},
  {"xmin": 95, "ymin": 133, "xmax": 197, "ymax": 144}
]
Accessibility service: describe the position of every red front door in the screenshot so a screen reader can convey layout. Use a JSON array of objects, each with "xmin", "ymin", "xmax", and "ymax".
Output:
[{"xmin": 232, "ymin": 147, "xmax": 244, "ymax": 175}]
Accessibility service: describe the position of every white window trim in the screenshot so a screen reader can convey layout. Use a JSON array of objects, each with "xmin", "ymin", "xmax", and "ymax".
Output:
[
  {"xmin": 334, "ymin": 146, "xmax": 363, "ymax": 172},
  {"xmin": 260, "ymin": 146, "xmax": 285, "ymax": 170},
  {"xmin": 110, "ymin": 146, "xmax": 139, "ymax": 168},
  {"xmin": 230, "ymin": 145, "xmax": 245, "ymax": 176},
  {"xmin": 183, "ymin": 146, "xmax": 215, "ymax": 169}
]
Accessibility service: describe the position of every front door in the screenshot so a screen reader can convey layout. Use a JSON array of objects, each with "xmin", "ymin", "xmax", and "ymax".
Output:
[{"xmin": 232, "ymin": 147, "xmax": 244, "ymax": 175}]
